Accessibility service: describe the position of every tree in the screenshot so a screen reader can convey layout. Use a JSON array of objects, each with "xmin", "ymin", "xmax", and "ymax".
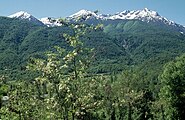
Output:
[
  {"xmin": 160, "ymin": 54, "xmax": 185, "ymax": 120},
  {"xmin": 0, "ymin": 23, "xmax": 101, "ymax": 119}
]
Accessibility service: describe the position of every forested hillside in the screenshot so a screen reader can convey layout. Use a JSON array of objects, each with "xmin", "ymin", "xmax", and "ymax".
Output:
[
  {"xmin": 1, "ymin": 17, "xmax": 185, "ymax": 79},
  {"xmin": 0, "ymin": 17, "xmax": 185, "ymax": 119}
]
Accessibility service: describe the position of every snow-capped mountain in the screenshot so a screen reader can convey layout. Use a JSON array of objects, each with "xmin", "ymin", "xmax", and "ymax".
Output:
[
  {"xmin": 7, "ymin": 8, "xmax": 185, "ymax": 31},
  {"xmin": 65, "ymin": 8, "xmax": 185, "ymax": 33},
  {"xmin": 67, "ymin": 9, "xmax": 102, "ymax": 21},
  {"xmin": 8, "ymin": 11, "xmax": 44, "ymax": 25},
  {"xmin": 9, "ymin": 11, "xmax": 33, "ymax": 20},
  {"xmin": 108, "ymin": 8, "xmax": 177, "ymax": 26},
  {"xmin": 67, "ymin": 8, "xmax": 180, "ymax": 27}
]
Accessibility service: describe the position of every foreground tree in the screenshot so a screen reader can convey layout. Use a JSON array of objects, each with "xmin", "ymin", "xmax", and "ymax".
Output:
[
  {"xmin": 26, "ymin": 24, "xmax": 104, "ymax": 119},
  {"xmin": 0, "ymin": 23, "xmax": 104, "ymax": 119},
  {"xmin": 160, "ymin": 54, "xmax": 185, "ymax": 120}
]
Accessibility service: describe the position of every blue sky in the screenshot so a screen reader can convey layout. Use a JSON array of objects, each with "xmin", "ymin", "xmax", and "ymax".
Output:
[{"xmin": 0, "ymin": 0, "xmax": 185, "ymax": 25}]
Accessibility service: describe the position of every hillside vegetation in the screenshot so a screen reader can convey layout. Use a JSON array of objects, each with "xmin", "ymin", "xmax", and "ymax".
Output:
[{"xmin": 0, "ymin": 17, "xmax": 185, "ymax": 119}]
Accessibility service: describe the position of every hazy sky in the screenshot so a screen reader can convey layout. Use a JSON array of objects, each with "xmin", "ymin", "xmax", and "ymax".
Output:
[{"xmin": 0, "ymin": 0, "xmax": 185, "ymax": 25}]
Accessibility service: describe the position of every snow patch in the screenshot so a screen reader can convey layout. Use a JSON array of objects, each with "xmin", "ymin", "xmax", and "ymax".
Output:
[{"xmin": 40, "ymin": 17, "xmax": 63, "ymax": 27}]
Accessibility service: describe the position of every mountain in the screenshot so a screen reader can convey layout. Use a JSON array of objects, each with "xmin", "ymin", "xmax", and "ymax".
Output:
[
  {"xmin": 2, "ymin": 8, "xmax": 185, "ymax": 79},
  {"xmin": 1, "ymin": 15, "xmax": 185, "ymax": 78},
  {"xmin": 66, "ymin": 9, "xmax": 102, "ymax": 21},
  {"xmin": 67, "ymin": 8, "xmax": 168, "ymax": 22},
  {"xmin": 108, "ymin": 8, "xmax": 175, "ymax": 25},
  {"xmin": 8, "ymin": 11, "xmax": 44, "ymax": 25},
  {"xmin": 8, "ymin": 8, "xmax": 185, "ymax": 33},
  {"xmin": 46, "ymin": 8, "xmax": 185, "ymax": 33}
]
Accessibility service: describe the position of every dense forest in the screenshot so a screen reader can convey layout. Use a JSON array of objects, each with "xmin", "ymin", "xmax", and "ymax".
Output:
[{"xmin": 0, "ymin": 17, "xmax": 185, "ymax": 119}]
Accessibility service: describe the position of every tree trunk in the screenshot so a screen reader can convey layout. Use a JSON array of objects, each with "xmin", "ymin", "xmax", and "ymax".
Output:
[{"xmin": 128, "ymin": 102, "xmax": 132, "ymax": 120}]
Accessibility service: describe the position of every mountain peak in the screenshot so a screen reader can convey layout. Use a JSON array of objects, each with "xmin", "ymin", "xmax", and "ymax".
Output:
[
  {"xmin": 143, "ymin": 8, "xmax": 149, "ymax": 11},
  {"xmin": 67, "ymin": 9, "xmax": 100, "ymax": 21},
  {"xmin": 8, "ymin": 11, "xmax": 44, "ymax": 25},
  {"xmin": 111, "ymin": 8, "xmax": 160, "ymax": 19},
  {"xmin": 141, "ymin": 8, "xmax": 159, "ymax": 17},
  {"xmin": 8, "ymin": 11, "xmax": 32, "ymax": 19},
  {"xmin": 69, "ymin": 9, "xmax": 96, "ymax": 17},
  {"xmin": 106, "ymin": 8, "xmax": 178, "ymax": 26}
]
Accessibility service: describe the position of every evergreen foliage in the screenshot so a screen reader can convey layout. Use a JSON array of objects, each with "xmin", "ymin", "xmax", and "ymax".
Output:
[
  {"xmin": 0, "ymin": 17, "xmax": 185, "ymax": 119},
  {"xmin": 160, "ymin": 54, "xmax": 185, "ymax": 120}
]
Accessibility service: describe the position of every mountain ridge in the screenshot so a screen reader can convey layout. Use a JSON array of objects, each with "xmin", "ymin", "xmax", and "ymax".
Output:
[{"xmin": 7, "ymin": 8, "xmax": 185, "ymax": 29}]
